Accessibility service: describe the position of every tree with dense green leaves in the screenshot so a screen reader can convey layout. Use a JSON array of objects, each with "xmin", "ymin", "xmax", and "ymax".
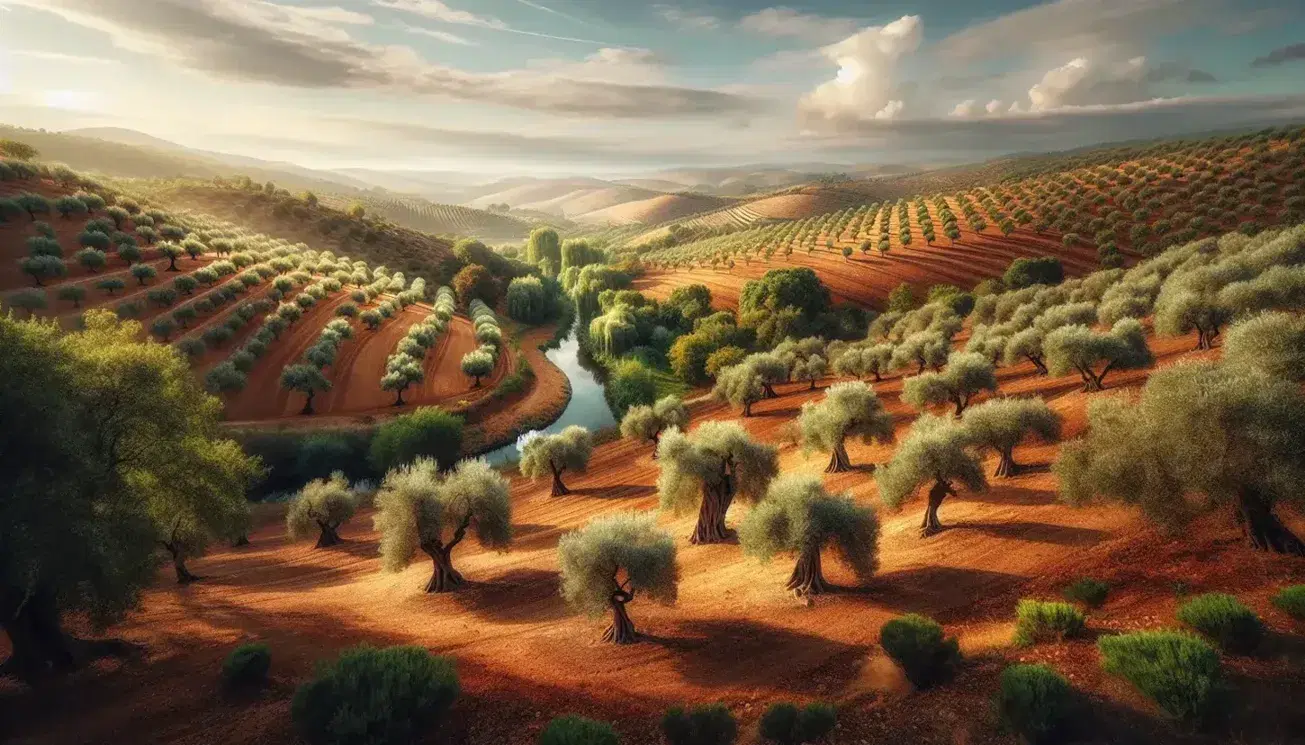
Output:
[
  {"xmin": 129, "ymin": 263, "xmax": 156, "ymax": 286},
  {"xmin": 460, "ymin": 349, "xmax": 494, "ymax": 388},
  {"xmin": 620, "ymin": 395, "xmax": 690, "ymax": 456},
  {"xmin": 876, "ymin": 414, "xmax": 988, "ymax": 537},
  {"xmin": 739, "ymin": 267, "xmax": 830, "ymax": 318},
  {"xmin": 374, "ymin": 458, "xmax": 511, "ymax": 592},
  {"xmin": 833, "ymin": 342, "xmax": 894, "ymax": 382},
  {"xmin": 452, "ymin": 264, "xmax": 498, "ymax": 306},
  {"xmin": 380, "ymin": 359, "xmax": 423, "ymax": 406},
  {"xmin": 791, "ymin": 353, "xmax": 827, "ymax": 390},
  {"xmin": 1003, "ymin": 257, "xmax": 1064, "ymax": 290},
  {"xmin": 657, "ymin": 421, "xmax": 779, "ymax": 544},
  {"xmin": 286, "ymin": 472, "xmax": 357, "ymax": 548},
  {"xmin": 662, "ymin": 705, "xmax": 737, "ymax": 745},
  {"xmin": 281, "ymin": 363, "xmax": 331, "ymax": 415},
  {"xmin": 902, "ymin": 352, "xmax": 998, "ymax": 416},
  {"xmin": 1044, "ymin": 319, "xmax": 1152, "ymax": 392},
  {"xmin": 8, "ymin": 288, "xmax": 47, "ymax": 317},
  {"xmin": 1057, "ymin": 360, "xmax": 1305, "ymax": 556},
  {"xmin": 157, "ymin": 242, "xmax": 184, "ymax": 272},
  {"xmin": 888, "ymin": 283, "xmax": 919, "ymax": 313},
  {"xmin": 369, "ymin": 406, "xmax": 464, "ymax": 474},
  {"xmin": 527, "ymin": 227, "xmax": 562, "ymax": 269},
  {"xmin": 1, "ymin": 311, "xmax": 260, "ymax": 682},
  {"xmin": 558, "ymin": 512, "xmax": 678, "ymax": 644},
  {"xmin": 961, "ymin": 398, "xmax": 1061, "ymax": 477},
  {"xmin": 520, "ymin": 426, "xmax": 593, "ymax": 496},
  {"xmin": 712, "ymin": 361, "xmax": 765, "ymax": 417},
  {"xmin": 740, "ymin": 475, "xmax": 879, "ymax": 596},
  {"xmin": 799, "ymin": 381, "xmax": 894, "ymax": 472},
  {"xmin": 505, "ymin": 275, "xmax": 551, "ymax": 324},
  {"xmin": 1222, "ymin": 312, "xmax": 1305, "ymax": 380},
  {"xmin": 54, "ymin": 196, "xmax": 87, "ymax": 219},
  {"xmin": 21, "ymin": 254, "xmax": 65, "ymax": 286}
]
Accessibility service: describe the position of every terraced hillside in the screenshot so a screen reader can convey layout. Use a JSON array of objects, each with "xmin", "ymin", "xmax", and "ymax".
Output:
[{"xmin": 315, "ymin": 192, "xmax": 536, "ymax": 242}]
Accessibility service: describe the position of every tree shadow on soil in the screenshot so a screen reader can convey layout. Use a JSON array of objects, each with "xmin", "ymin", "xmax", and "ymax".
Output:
[
  {"xmin": 966, "ymin": 485, "xmax": 1060, "ymax": 506},
  {"xmin": 862, "ymin": 565, "xmax": 1026, "ymax": 622},
  {"xmin": 507, "ymin": 522, "xmax": 558, "ymax": 552},
  {"xmin": 946, "ymin": 521, "xmax": 1108, "ymax": 547},
  {"xmin": 644, "ymin": 619, "xmax": 869, "ymax": 695},
  {"xmin": 447, "ymin": 568, "xmax": 574, "ymax": 624},
  {"xmin": 561, "ymin": 484, "xmax": 657, "ymax": 501},
  {"xmin": 196, "ymin": 552, "xmax": 366, "ymax": 593}
]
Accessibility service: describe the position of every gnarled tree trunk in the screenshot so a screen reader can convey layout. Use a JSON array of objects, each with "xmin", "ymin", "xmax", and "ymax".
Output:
[
  {"xmin": 920, "ymin": 480, "xmax": 952, "ymax": 537},
  {"xmin": 161, "ymin": 542, "xmax": 199, "ymax": 584},
  {"xmin": 549, "ymin": 461, "xmax": 569, "ymax": 497},
  {"xmin": 315, "ymin": 520, "xmax": 342, "ymax": 548},
  {"xmin": 601, "ymin": 586, "xmax": 636, "ymax": 644},
  {"xmin": 1237, "ymin": 489, "xmax": 1305, "ymax": 556},
  {"xmin": 787, "ymin": 546, "xmax": 827, "ymax": 596},
  {"xmin": 300, "ymin": 390, "xmax": 315, "ymax": 415},
  {"xmin": 1027, "ymin": 355, "xmax": 1048, "ymax": 375},
  {"xmin": 690, "ymin": 480, "xmax": 734, "ymax": 544},
  {"xmin": 825, "ymin": 442, "xmax": 852, "ymax": 473},
  {"xmin": 762, "ymin": 382, "xmax": 779, "ymax": 399},
  {"xmin": 994, "ymin": 448, "xmax": 1020, "ymax": 478},
  {"xmin": 1195, "ymin": 324, "xmax": 1220, "ymax": 351},
  {"xmin": 424, "ymin": 547, "xmax": 465, "ymax": 592}
]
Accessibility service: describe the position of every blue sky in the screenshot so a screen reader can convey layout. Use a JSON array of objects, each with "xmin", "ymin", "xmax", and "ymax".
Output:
[{"xmin": 1, "ymin": 0, "xmax": 1303, "ymax": 177}]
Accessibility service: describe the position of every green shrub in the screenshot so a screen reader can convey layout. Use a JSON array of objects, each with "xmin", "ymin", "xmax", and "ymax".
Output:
[
  {"xmin": 1063, "ymin": 578, "xmax": 1109, "ymax": 608},
  {"xmin": 758, "ymin": 702, "xmax": 835, "ymax": 745},
  {"xmin": 605, "ymin": 358, "xmax": 657, "ymax": 419},
  {"xmin": 879, "ymin": 614, "xmax": 960, "ymax": 688},
  {"xmin": 538, "ymin": 715, "xmax": 619, "ymax": 745},
  {"xmin": 1177, "ymin": 593, "xmax": 1264, "ymax": 653},
  {"xmin": 662, "ymin": 704, "xmax": 737, "ymax": 745},
  {"xmin": 1015, "ymin": 599, "xmax": 1086, "ymax": 646},
  {"xmin": 1098, "ymin": 631, "xmax": 1223, "ymax": 723},
  {"xmin": 996, "ymin": 664, "xmax": 1074, "ymax": 744},
  {"xmin": 221, "ymin": 642, "xmax": 271, "ymax": 688},
  {"xmin": 1273, "ymin": 585, "xmax": 1305, "ymax": 620},
  {"xmin": 291, "ymin": 645, "xmax": 459, "ymax": 745},
  {"xmin": 369, "ymin": 406, "xmax": 464, "ymax": 473}
]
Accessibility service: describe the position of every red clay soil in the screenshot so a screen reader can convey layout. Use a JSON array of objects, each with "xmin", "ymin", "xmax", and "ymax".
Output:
[{"xmin": 6, "ymin": 327, "xmax": 1302, "ymax": 745}]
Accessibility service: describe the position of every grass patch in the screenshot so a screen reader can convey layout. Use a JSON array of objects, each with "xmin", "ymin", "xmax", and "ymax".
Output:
[
  {"xmin": 1177, "ymin": 593, "xmax": 1264, "ymax": 653},
  {"xmin": 1015, "ymin": 599, "xmax": 1087, "ymax": 646},
  {"xmin": 1272, "ymin": 585, "xmax": 1305, "ymax": 620},
  {"xmin": 538, "ymin": 715, "xmax": 619, "ymax": 745},
  {"xmin": 1098, "ymin": 630, "xmax": 1223, "ymax": 723}
]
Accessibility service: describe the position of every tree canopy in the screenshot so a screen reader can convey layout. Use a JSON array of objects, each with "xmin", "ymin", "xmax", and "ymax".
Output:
[
  {"xmin": 286, "ymin": 472, "xmax": 357, "ymax": 548},
  {"xmin": 1056, "ymin": 360, "xmax": 1305, "ymax": 555},
  {"xmin": 519, "ymin": 426, "xmax": 593, "ymax": 496},
  {"xmin": 558, "ymin": 512, "xmax": 678, "ymax": 644},
  {"xmin": 619, "ymin": 395, "xmax": 690, "ymax": 455},
  {"xmin": 1222, "ymin": 312, "xmax": 1305, "ymax": 381},
  {"xmin": 739, "ymin": 475, "xmax": 880, "ymax": 596},
  {"xmin": 961, "ymin": 397, "xmax": 1062, "ymax": 477},
  {"xmin": 875, "ymin": 414, "xmax": 988, "ymax": 537},
  {"xmin": 798, "ymin": 381, "xmax": 894, "ymax": 472},
  {"xmin": 374, "ymin": 458, "xmax": 511, "ymax": 592},
  {"xmin": 1044, "ymin": 319, "xmax": 1153, "ymax": 392},
  {"xmin": 657, "ymin": 422, "xmax": 779, "ymax": 544},
  {"xmin": 901, "ymin": 352, "xmax": 998, "ymax": 416}
]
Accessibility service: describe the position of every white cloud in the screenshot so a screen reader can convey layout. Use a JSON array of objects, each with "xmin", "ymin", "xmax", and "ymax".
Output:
[
  {"xmin": 798, "ymin": 15, "xmax": 922, "ymax": 125},
  {"xmin": 529, "ymin": 47, "xmax": 667, "ymax": 85},
  {"xmin": 406, "ymin": 27, "xmax": 476, "ymax": 46},
  {"xmin": 950, "ymin": 99, "xmax": 977, "ymax": 117},
  {"xmin": 9, "ymin": 49, "xmax": 122, "ymax": 65},
  {"xmin": 1026, "ymin": 56, "xmax": 1152, "ymax": 111},
  {"xmin": 372, "ymin": 0, "xmax": 504, "ymax": 29},
  {"xmin": 985, "ymin": 99, "xmax": 1004, "ymax": 114},
  {"xmin": 740, "ymin": 7, "xmax": 861, "ymax": 44},
  {"xmin": 655, "ymin": 5, "xmax": 719, "ymax": 31}
]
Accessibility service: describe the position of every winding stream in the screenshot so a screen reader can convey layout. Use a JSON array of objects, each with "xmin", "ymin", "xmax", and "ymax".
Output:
[{"xmin": 482, "ymin": 324, "xmax": 616, "ymax": 466}]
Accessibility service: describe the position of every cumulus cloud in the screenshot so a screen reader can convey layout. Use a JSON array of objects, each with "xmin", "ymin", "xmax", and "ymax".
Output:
[
  {"xmin": 8, "ymin": 0, "xmax": 760, "ymax": 119},
  {"xmin": 797, "ymin": 15, "xmax": 923, "ymax": 125},
  {"xmin": 740, "ymin": 7, "xmax": 861, "ymax": 44},
  {"xmin": 1026, "ymin": 56, "xmax": 1155, "ymax": 111},
  {"xmin": 1252, "ymin": 42, "xmax": 1305, "ymax": 68}
]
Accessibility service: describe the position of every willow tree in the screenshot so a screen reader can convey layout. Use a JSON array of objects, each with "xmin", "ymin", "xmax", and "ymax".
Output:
[
  {"xmin": 799, "ymin": 381, "xmax": 894, "ymax": 472},
  {"xmin": 374, "ymin": 458, "xmax": 512, "ymax": 593},
  {"xmin": 286, "ymin": 472, "xmax": 357, "ymax": 547},
  {"xmin": 961, "ymin": 397, "xmax": 1062, "ymax": 477},
  {"xmin": 712, "ymin": 362, "xmax": 765, "ymax": 417},
  {"xmin": 559, "ymin": 512, "xmax": 677, "ymax": 644},
  {"xmin": 902, "ymin": 352, "xmax": 998, "ymax": 416},
  {"xmin": 657, "ymin": 422, "xmax": 779, "ymax": 544},
  {"xmin": 1044, "ymin": 319, "xmax": 1153, "ymax": 392},
  {"xmin": 619, "ymin": 395, "xmax": 690, "ymax": 456},
  {"xmin": 520, "ymin": 425, "xmax": 593, "ymax": 496},
  {"xmin": 1056, "ymin": 361, "xmax": 1305, "ymax": 556},
  {"xmin": 740, "ymin": 475, "xmax": 880, "ymax": 596},
  {"xmin": 876, "ymin": 414, "xmax": 988, "ymax": 537},
  {"xmin": 1222, "ymin": 312, "xmax": 1305, "ymax": 381},
  {"xmin": 527, "ymin": 227, "xmax": 562, "ymax": 270}
]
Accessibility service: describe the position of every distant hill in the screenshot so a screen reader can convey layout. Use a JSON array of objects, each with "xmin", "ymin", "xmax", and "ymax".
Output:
[
  {"xmin": 315, "ymin": 192, "xmax": 538, "ymax": 242},
  {"xmin": 573, "ymin": 193, "xmax": 736, "ymax": 226}
]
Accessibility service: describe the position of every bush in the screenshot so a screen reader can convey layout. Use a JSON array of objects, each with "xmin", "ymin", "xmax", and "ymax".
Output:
[
  {"xmin": 605, "ymin": 358, "xmax": 657, "ymax": 419},
  {"xmin": 369, "ymin": 407, "xmax": 464, "ymax": 473},
  {"xmin": 1098, "ymin": 631, "xmax": 1223, "ymax": 723},
  {"xmin": 1273, "ymin": 585, "xmax": 1305, "ymax": 620},
  {"xmin": 662, "ymin": 704, "xmax": 737, "ymax": 745},
  {"xmin": 758, "ymin": 702, "xmax": 836, "ymax": 745},
  {"xmin": 221, "ymin": 642, "xmax": 271, "ymax": 689},
  {"xmin": 292, "ymin": 645, "xmax": 458, "ymax": 745},
  {"xmin": 538, "ymin": 715, "xmax": 619, "ymax": 745},
  {"xmin": 1003, "ymin": 257, "xmax": 1064, "ymax": 289},
  {"xmin": 879, "ymin": 614, "xmax": 960, "ymax": 688},
  {"xmin": 996, "ymin": 664, "xmax": 1074, "ymax": 744},
  {"xmin": 1015, "ymin": 599, "xmax": 1086, "ymax": 646},
  {"xmin": 1177, "ymin": 593, "xmax": 1264, "ymax": 653},
  {"xmin": 1063, "ymin": 578, "xmax": 1109, "ymax": 608}
]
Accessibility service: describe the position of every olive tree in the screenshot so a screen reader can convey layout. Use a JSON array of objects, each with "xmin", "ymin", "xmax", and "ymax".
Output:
[
  {"xmin": 281, "ymin": 363, "xmax": 331, "ymax": 415},
  {"xmin": 519, "ymin": 425, "xmax": 593, "ymax": 496},
  {"xmin": 740, "ymin": 475, "xmax": 880, "ymax": 596},
  {"xmin": 902, "ymin": 352, "xmax": 998, "ymax": 416},
  {"xmin": 152, "ymin": 438, "xmax": 257, "ymax": 584},
  {"xmin": 891, "ymin": 330, "xmax": 950, "ymax": 375},
  {"xmin": 1056, "ymin": 361, "xmax": 1305, "ymax": 556},
  {"xmin": 833, "ymin": 342, "xmax": 894, "ymax": 382},
  {"xmin": 460, "ymin": 349, "xmax": 494, "ymax": 388},
  {"xmin": 374, "ymin": 458, "xmax": 511, "ymax": 593},
  {"xmin": 656, "ymin": 421, "xmax": 778, "ymax": 544},
  {"xmin": 1044, "ymin": 319, "xmax": 1153, "ymax": 392},
  {"xmin": 712, "ymin": 362, "xmax": 765, "ymax": 417},
  {"xmin": 1222, "ymin": 312, "xmax": 1305, "ymax": 380},
  {"xmin": 619, "ymin": 395, "xmax": 689, "ymax": 456},
  {"xmin": 875, "ymin": 414, "xmax": 987, "ymax": 537},
  {"xmin": 558, "ymin": 512, "xmax": 677, "ymax": 644},
  {"xmin": 791, "ymin": 353, "xmax": 827, "ymax": 390},
  {"xmin": 798, "ymin": 381, "xmax": 894, "ymax": 472},
  {"xmin": 961, "ymin": 397, "xmax": 1062, "ymax": 477},
  {"xmin": 286, "ymin": 472, "xmax": 357, "ymax": 548}
]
